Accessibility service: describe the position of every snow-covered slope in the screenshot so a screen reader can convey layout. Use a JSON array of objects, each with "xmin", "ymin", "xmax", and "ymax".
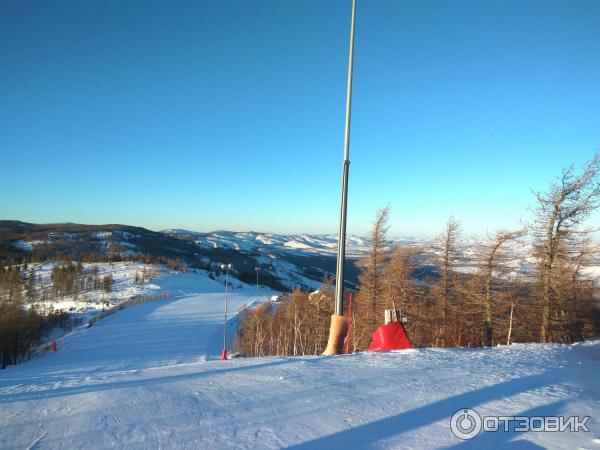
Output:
[{"xmin": 1, "ymin": 272, "xmax": 598, "ymax": 449}]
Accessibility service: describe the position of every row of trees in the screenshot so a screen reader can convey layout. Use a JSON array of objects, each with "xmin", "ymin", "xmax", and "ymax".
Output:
[
  {"xmin": 0, "ymin": 265, "xmax": 70, "ymax": 369},
  {"xmin": 0, "ymin": 258, "xmax": 153, "ymax": 369},
  {"xmin": 11, "ymin": 251, "xmax": 196, "ymax": 272},
  {"xmin": 236, "ymin": 283, "xmax": 335, "ymax": 357},
  {"xmin": 236, "ymin": 154, "xmax": 600, "ymax": 355},
  {"xmin": 350, "ymin": 214, "xmax": 597, "ymax": 350},
  {"xmin": 45, "ymin": 259, "xmax": 114, "ymax": 301}
]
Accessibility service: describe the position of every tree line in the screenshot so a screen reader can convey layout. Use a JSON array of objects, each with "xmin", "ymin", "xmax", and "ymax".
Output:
[
  {"xmin": 236, "ymin": 154, "xmax": 600, "ymax": 355},
  {"xmin": 236, "ymin": 281, "xmax": 335, "ymax": 357},
  {"xmin": 0, "ymin": 256, "xmax": 163, "ymax": 369},
  {"xmin": 0, "ymin": 264, "xmax": 71, "ymax": 369}
]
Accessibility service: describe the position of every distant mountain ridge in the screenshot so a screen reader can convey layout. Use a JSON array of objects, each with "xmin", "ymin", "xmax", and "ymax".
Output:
[
  {"xmin": 1, "ymin": 221, "xmax": 550, "ymax": 291},
  {"xmin": 0, "ymin": 221, "xmax": 368, "ymax": 290},
  {"xmin": 163, "ymin": 228, "xmax": 428, "ymax": 258}
]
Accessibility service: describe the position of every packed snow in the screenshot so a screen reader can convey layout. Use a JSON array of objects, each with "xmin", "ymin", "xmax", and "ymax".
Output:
[{"xmin": 0, "ymin": 270, "xmax": 598, "ymax": 449}]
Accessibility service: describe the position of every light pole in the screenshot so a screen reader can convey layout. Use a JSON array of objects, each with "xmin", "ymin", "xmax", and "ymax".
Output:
[
  {"xmin": 254, "ymin": 266, "xmax": 261, "ymax": 302},
  {"xmin": 324, "ymin": 0, "xmax": 356, "ymax": 355},
  {"xmin": 268, "ymin": 265, "xmax": 274, "ymax": 291},
  {"xmin": 220, "ymin": 263, "xmax": 232, "ymax": 360}
]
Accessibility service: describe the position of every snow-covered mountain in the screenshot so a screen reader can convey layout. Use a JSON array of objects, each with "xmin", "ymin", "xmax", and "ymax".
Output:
[
  {"xmin": 162, "ymin": 229, "xmax": 541, "ymax": 280},
  {"xmin": 164, "ymin": 229, "xmax": 427, "ymax": 258},
  {"xmin": 1, "ymin": 222, "xmax": 365, "ymax": 291}
]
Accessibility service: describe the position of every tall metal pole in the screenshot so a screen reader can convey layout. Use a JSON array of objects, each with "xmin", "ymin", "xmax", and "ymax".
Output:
[
  {"xmin": 222, "ymin": 264, "xmax": 230, "ymax": 351},
  {"xmin": 334, "ymin": 0, "xmax": 357, "ymax": 316},
  {"xmin": 255, "ymin": 266, "xmax": 260, "ymax": 302}
]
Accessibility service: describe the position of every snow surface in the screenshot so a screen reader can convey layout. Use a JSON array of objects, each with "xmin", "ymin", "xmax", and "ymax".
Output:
[{"xmin": 1, "ymin": 271, "xmax": 598, "ymax": 449}]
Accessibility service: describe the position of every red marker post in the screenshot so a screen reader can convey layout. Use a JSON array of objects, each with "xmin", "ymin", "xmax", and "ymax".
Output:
[{"xmin": 346, "ymin": 293, "xmax": 353, "ymax": 354}]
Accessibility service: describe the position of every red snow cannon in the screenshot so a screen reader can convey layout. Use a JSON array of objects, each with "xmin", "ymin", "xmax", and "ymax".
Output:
[{"xmin": 368, "ymin": 309, "xmax": 412, "ymax": 351}]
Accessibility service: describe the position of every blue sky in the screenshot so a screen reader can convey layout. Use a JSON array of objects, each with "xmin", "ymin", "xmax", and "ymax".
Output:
[{"xmin": 1, "ymin": 0, "xmax": 599, "ymax": 237}]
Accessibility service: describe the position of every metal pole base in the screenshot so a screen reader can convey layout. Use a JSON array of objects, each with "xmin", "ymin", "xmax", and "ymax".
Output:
[{"xmin": 322, "ymin": 314, "xmax": 348, "ymax": 356}]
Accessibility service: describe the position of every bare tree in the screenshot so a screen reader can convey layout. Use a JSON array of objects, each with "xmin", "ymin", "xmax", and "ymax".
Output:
[
  {"xmin": 383, "ymin": 246, "xmax": 421, "ymax": 312},
  {"xmin": 555, "ymin": 236, "xmax": 598, "ymax": 342},
  {"xmin": 532, "ymin": 153, "xmax": 600, "ymax": 342},
  {"xmin": 357, "ymin": 206, "xmax": 390, "ymax": 333},
  {"xmin": 437, "ymin": 217, "xmax": 461, "ymax": 346},
  {"xmin": 505, "ymin": 276, "xmax": 527, "ymax": 345},
  {"xmin": 480, "ymin": 229, "xmax": 524, "ymax": 346}
]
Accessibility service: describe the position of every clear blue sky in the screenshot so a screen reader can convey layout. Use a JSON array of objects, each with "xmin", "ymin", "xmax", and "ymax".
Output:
[{"xmin": 1, "ymin": 0, "xmax": 599, "ymax": 237}]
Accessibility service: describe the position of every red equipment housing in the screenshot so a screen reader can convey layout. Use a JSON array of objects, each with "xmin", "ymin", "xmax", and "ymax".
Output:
[{"xmin": 368, "ymin": 321, "xmax": 412, "ymax": 351}]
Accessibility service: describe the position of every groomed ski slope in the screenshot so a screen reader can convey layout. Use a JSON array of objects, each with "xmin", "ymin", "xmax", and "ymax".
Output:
[{"xmin": 0, "ymin": 271, "xmax": 599, "ymax": 449}]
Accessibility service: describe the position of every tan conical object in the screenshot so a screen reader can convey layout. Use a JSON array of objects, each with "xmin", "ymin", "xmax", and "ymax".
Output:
[{"xmin": 322, "ymin": 314, "xmax": 348, "ymax": 355}]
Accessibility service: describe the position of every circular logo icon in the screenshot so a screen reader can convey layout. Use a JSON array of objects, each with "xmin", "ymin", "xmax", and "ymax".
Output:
[{"xmin": 450, "ymin": 408, "xmax": 482, "ymax": 440}]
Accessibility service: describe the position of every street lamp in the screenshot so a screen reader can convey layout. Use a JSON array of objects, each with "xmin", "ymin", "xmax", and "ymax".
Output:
[
  {"xmin": 268, "ymin": 265, "xmax": 274, "ymax": 291},
  {"xmin": 220, "ymin": 263, "xmax": 232, "ymax": 360},
  {"xmin": 254, "ymin": 266, "xmax": 261, "ymax": 302}
]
